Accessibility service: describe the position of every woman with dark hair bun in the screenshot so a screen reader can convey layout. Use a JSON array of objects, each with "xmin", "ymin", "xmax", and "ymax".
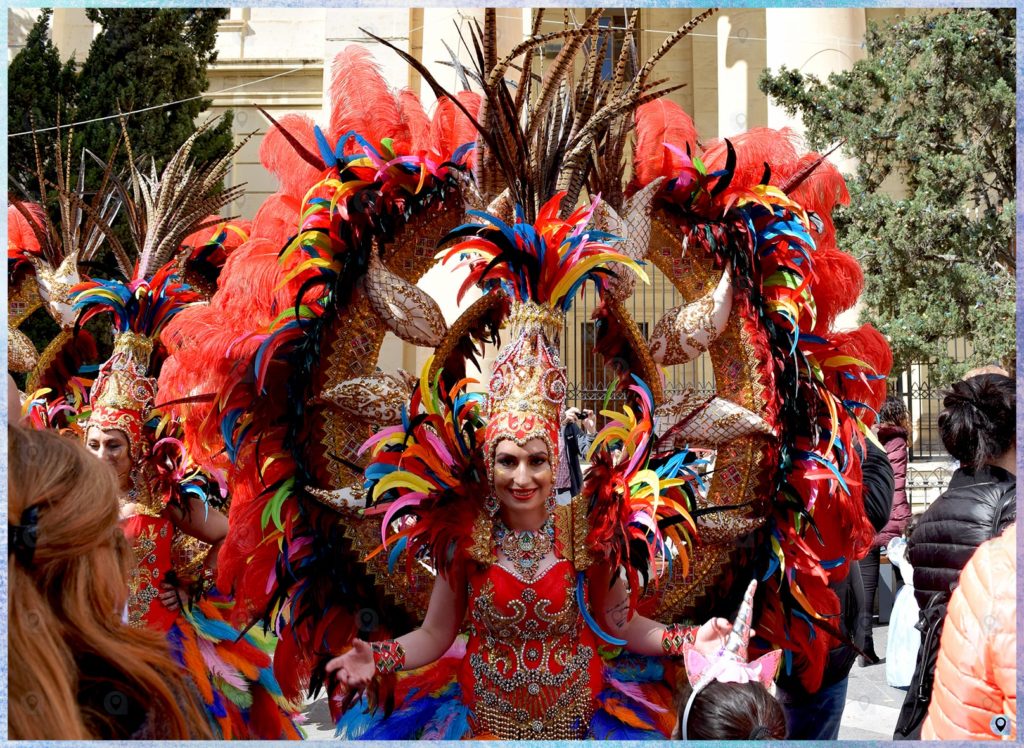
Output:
[
  {"xmin": 672, "ymin": 581, "xmax": 787, "ymax": 741},
  {"xmin": 907, "ymin": 373, "xmax": 1016, "ymax": 609},
  {"xmin": 892, "ymin": 374, "xmax": 1015, "ymax": 739},
  {"xmin": 675, "ymin": 680, "xmax": 787, "ymax": 740}
]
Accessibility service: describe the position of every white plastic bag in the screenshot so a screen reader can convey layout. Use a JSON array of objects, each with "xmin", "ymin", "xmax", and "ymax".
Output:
[{"xmin": 885, "ymin": 537, "xmax": 920, "ymax": 688}]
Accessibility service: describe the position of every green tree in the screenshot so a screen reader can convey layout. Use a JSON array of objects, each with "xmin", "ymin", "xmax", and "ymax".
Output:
[
  {"xmin": 760, "ymin": 9, "xmax": 1015, "ymax": 381},
  {"xmin": 73, "ymin": 8, "xmax": 234, "ymax": 176},
  {"xmin": 7, "ymin": 8, "xmax": 78, "ymax": 195}
]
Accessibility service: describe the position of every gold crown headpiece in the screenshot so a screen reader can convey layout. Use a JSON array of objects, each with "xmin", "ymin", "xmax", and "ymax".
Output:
[
  {"xmin": 438, "ymin": 194, "xmax": 646, "ymax": 477},
  {"xmin": 484, "ymin": 301, "xmax": 568, "ymax": 473},
  {"xmin": 88, "ymin": 331, "xmax": 157, "ymax": 463}
]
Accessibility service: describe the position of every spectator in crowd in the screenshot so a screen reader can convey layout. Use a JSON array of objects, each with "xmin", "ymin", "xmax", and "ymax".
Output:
[
  {"xmin": 908, "ymin": 373, "xmax": 1015, "ymax": 609},
  {"xmin": 557, "ymin": 407, "xmax": 587, "ymax": 496},
  {"xmin": 893, "ymin": 373, "xmax": 1015, "ymax": 739},
  {"xmin": 962, "ymin": 363, "xmax": 1009, "ymax": 379},
  {"xmin": 860, "ymin": 396, "xmax": 912, "ymax": 665},
  {"xmin": 675, "ymin": 680, "xmax": 787, "ymax": 740},
  {"xmin": 922, "ymin": 524, "xmax": 1016, "ymax": 740},
  {"xmin": 580, "ymin": 408, "xmax": 597, "ymax": 447},
  {"xmin": 8, "ymin": 426, "xmax": 212, "ymax": 740},
  {"xmin": 672, "ymin": 580, "xmax": 787, "ymax": 741},
  {"xmin": 884, "ymin": 523, "xmax": 920, "ymax": 690}
]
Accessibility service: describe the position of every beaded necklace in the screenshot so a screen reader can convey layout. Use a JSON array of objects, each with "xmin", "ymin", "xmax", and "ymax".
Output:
[{"xmin": 494, "ymin": 515, "xmax": 555, "ymax": 581}]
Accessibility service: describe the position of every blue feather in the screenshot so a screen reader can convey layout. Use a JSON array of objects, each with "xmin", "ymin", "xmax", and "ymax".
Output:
[
  {"xmin": 576, "ymin": 573, "xmax": 627, "ymax": 646},
  {"xmin": 559, "ymin": 273, "xmax": 594, "ymax": 311},
  {"xmin": 387, "ymin": 537, "xmax": 408, "ymax": 573},
  {"xmin": 792, "ymin": 608, "xmax": 817, "ymax": 640},
  {"xmin": 629, "ymin": 374, "xmax": 655, "ymax": 413},
  {"xmin": 313, "ymin": 125, "xmax": 336, "ymax": 168},
  {"xmin": 450, "ymin": 141, "xmax": 475, "ymax": 165},
  {"xmin": 362, "ymin": 693, "xmax": 447, "ymax": 739},
  {"xmin": 364, "ymin": 462, "xmax": 397, "ymax": 481},
  {"xmin": 335, "ymin": 694, "xmax": 378, "ymax": 738}
]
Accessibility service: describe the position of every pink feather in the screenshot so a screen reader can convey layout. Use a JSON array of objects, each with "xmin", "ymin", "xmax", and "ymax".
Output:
[
  {"xmin": 605, "ymin": 673, "xmax": 669, "ymax": 713},
  {"xmin": 328, "ymin": 46, "xmax": 406, "ymax": 152},
  {"xmin": 631, "ymin": 99, "xmax": 699, "ymax": 188},
  {"xmin": 258, "ymin": 114, "xmax": 326, "ymax": 198},
  {"xmin": 197, "ymin": 636, "xmax": 250, "ymax": 692},
  {"xmin": 397, "ymin": 89, "xmax": 431, "ymax": 152}
]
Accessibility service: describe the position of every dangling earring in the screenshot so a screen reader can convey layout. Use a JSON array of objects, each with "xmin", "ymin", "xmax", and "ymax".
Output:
[
  {"xmin": 546, "ymin": 489, "xmax": 556, "ymax": 514},
  {"xmin": 485, "ymin": 493, "xmax": 499, "ymax": 516}
]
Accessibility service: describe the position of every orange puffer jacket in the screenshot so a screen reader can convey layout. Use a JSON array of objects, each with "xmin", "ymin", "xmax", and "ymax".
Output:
[{"xmin": 922, "ymin": 523, "xmax": 1016, "ymax": 740}]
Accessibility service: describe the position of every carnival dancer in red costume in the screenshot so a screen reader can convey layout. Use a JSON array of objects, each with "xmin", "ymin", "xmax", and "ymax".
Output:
[
  {"xmin": 64, "ymin": 124, "xmax": 302, "ymax": 740},
  {"xmin": 326, "ymin": 196, "xmax": 734, "ymax": 739},
  {"xmin": 154, "ymin": 10, "xmax": 890, "ymax": 741},
  {"xmin": 73, "ymin": 260, "xmax": 302, "ymax": 739}
]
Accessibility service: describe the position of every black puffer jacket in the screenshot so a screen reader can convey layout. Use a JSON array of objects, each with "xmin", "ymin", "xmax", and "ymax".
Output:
[{"xmin": 908, "ymin": 465, "xmax": 1015, "ymax": 609}]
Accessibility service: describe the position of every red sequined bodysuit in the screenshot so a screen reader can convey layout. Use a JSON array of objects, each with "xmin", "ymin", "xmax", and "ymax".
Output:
[
  {"xmin": 459, "ymin": 558, "xmax": 603, "ymax": 739},
  {"xmin": 122, "ymin": 513, "xmax": 179, "ymax": 632}
]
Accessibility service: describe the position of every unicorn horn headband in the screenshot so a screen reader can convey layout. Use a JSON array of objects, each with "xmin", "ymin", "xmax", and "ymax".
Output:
[{"xmin": 680, "ymin": 579, "xmax": 783, "ymax": 740}]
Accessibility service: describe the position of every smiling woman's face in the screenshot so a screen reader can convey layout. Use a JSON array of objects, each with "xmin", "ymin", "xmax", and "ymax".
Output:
[{"xmin": 492, "ymin": 438, "xmax": 553, "ymax": 529}]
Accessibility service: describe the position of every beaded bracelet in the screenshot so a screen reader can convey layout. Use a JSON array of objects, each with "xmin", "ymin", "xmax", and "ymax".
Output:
[
  {"xmin": 371, "ymin": 640, "xmax": 406, "ymax": 674},
  {"xmin": 661, "ymin": 623, "xmax": 698, "ymax": 655}
]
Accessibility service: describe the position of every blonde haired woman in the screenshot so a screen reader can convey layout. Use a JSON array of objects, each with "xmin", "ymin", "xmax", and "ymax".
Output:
[{"xmin": 8, "ymin": 426, "xmax": 213, "ymax": 739}]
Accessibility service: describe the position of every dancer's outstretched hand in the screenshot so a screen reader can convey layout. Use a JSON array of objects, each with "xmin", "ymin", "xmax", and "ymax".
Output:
[{"xmin": 326, "ymin": 638, "xmax": 375, "ymax": 694}]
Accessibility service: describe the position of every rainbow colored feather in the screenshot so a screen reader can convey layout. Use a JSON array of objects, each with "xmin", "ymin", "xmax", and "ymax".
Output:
[
  {"xmin": 583, "ymin": 376, "xmax": 703, "ymax": 613},
  {"xmin": 361, "ymin": 356, "xmax": 488, "ymax": 578},
  {"xmin": 71, "ymin": 260, "xmax": 201, "ymax": 337},
  {"xmin": 438, "ymin": 192, "xmax": 648, "ymax": 312},
  {"xmin": 654, "ymin": 139, "xmax": 883, "ymax": 690}
]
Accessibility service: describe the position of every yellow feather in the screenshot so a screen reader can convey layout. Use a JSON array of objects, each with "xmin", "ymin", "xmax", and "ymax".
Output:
[{"xmin": 372, "ymin": 471, "xmax": 434, "ymax": 498}]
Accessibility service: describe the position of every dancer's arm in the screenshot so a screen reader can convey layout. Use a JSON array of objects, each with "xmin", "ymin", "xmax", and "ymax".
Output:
[
  {"xmin": 326, "ymin": 571, "xmax": 465, "ymax": 690},
  {"xmin": 599, "ymin": 572, "xmax": 733, "ymax": 657},
  {"xmin": 162, "ymin": 497, "xmax": 229, "ymax": 608}
]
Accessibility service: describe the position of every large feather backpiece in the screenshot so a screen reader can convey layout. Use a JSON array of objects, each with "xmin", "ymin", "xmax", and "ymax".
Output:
[{"xmin": 652, "ymin": 133, "xmax": 885, "ymax": 691}]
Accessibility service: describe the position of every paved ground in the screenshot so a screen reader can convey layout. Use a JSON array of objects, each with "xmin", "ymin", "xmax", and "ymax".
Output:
[
  {"xmin": 839, "ymin": 623, "xmax": 908, "ymax": 740},
  {"xmin": 298, "ymin": 622, "xmax": 908, "ymax": 740}
]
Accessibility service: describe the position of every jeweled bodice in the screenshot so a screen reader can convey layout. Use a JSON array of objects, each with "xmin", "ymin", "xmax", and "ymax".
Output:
[
  {"xmin": 122, "ymin": 513, "xmax": 177, "ymax": 632},
  {"xmin": 460, "ymin": 559, "xmax": 602, "ymax": 739}
]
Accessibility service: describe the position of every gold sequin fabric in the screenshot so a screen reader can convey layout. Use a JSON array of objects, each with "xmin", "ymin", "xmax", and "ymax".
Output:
[
  {"xmin": 8, "ymin": 326, "xmax": 39, "ymax": 373},
  {"xmin": 88, "ymin": 331, "xmax": 158, "ymax": 461},
  {"xmin": 644, "ymin": 213, "xmax": 773, "ymax": 620},
  {"xmin": 460, "ymin": 560, "xmax": 601, "ymax": 739},
  {"xmin": 8, "ymin": 272, "xmax": 42, "ymax": 326},
  {"xmin": 123, "ymin": 517, "xmax": 173, "ymax": 629},
  {"xmin": 33, "ymin": 253, "xmax": 82, "ymax": 328},
  {"xmin": 321, "ymin": 371, "xmax": 414, "ymax": 426},
  {"xmin": 169, "ymin": 530, "xmax": 212, "ymax": 585},
  {"xmin": 363, "ymin": 251, "xmax": 448, "ymax": 347},
  {"xmin": 654, "ymin": 389, "xmax": 772, "ymax": 449}
]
